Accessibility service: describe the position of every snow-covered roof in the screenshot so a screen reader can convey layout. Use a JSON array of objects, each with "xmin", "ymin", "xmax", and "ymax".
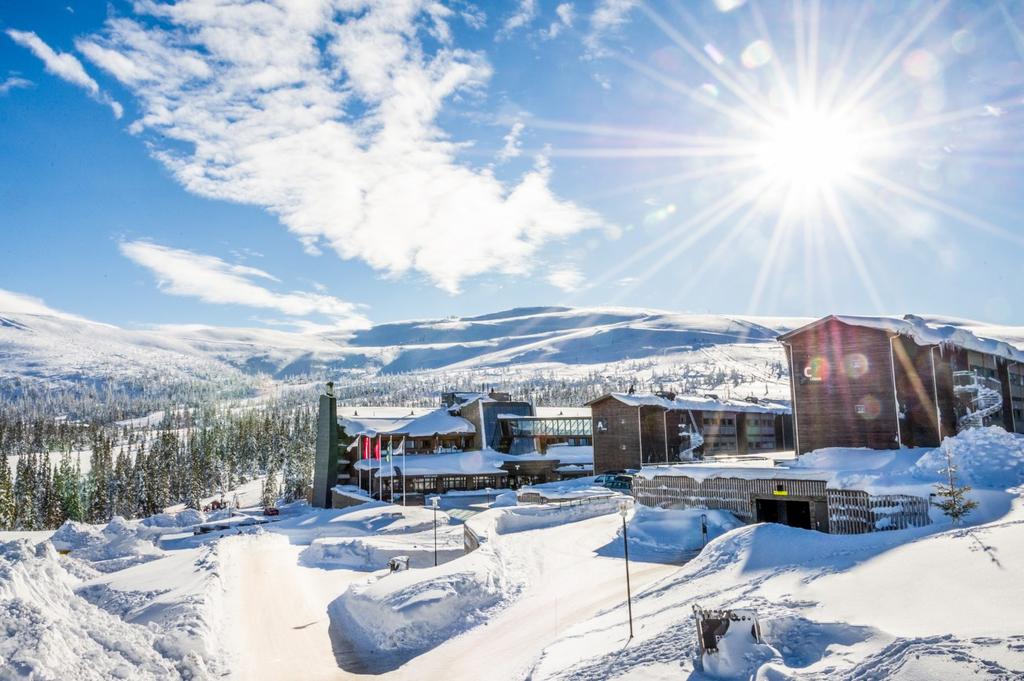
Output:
[
  {"xmin": 778, "ymin": 314, "xmax": 1024, "ymax": 363},
  {"xmin": 353, "ymin": 446, "xmax": 593, "ymax": 477},
  {"xmin": 588, "ymin": 392, "xmax": 790, "ymax": 415},
  {"xmin": 339, "ymin": 406, "xmax": 475, "ymax": 438}
]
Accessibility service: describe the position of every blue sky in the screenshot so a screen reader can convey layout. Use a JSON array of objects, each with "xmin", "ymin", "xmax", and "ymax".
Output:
[{"xmin": 2, "ymin": 0, "xmax": 1023, "ymax": 331}]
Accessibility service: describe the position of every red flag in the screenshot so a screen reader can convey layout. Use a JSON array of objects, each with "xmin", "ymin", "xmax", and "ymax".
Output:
[
  {"xmin": 374, "ymin": 436, "xmax": 382, "ymax": 460},
  {"xmin": 363, "ymin": 436, "xmax": 370, "ymax": 460}
]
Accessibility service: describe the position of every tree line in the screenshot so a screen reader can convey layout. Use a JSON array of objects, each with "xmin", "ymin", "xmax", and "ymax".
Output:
[{"xmin": 0, "ymin": 403, "xmax": 316, "ymax": 531}]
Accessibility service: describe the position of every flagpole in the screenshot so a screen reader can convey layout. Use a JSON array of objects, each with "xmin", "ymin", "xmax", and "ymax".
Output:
[
  {"xmin": 402, "ymin": 436, "xmax": 407, "ymax": 507},
  {"xmin": 389, "ymin": 435, "xmax": 394, "ymax": 504}
]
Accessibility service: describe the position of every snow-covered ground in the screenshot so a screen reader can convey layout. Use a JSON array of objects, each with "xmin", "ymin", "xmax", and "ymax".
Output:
[
  {"xmin": 2, "ymin": 427, "xmax": 1022, "ymax": 681},
  {"xmin": 531, "ymin": 428, "xmax": 1024, "ymax": 680},
  {"xmin": 331, "ymin": 497, "xmax": 682, "ymax": 678}
]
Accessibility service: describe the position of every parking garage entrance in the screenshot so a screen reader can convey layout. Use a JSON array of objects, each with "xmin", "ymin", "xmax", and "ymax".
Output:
[{"xmin": 754, "ymin": 497, "xmax": 812, "ymax": 529}]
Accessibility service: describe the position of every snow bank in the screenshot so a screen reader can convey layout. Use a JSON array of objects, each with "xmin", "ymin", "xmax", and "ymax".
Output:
[
  {"xmin": 62, "ymin": 516, "xmax": 164, "ymax": 573},
  {"xmin": 518, "ymin": 476, "xmax": 616, "ymax": 502},
  {"xmin": 488, "ymin": 496, "xmax": 623, "ymax": 535},
  {"xmin": 50, "ymin": 520, "xmax": 104, "ymax": 552},
  {"xmin": 329, "ymin": 544, "xmax": 512, "ymax": 661},
  {"xmin": 76, "ymin": 543, "xmax": 227, "ymax": 679},
  {"xmin": 139, "ymin": 509, "xmax": 205, "ymax": 531},
  {"xmin": 912, "ymin": 427, "xmax": 1024, "ymax": 490},
  {"xmin": 628, "ymin": 506, "xmax": 743, "ymax": 554},
  {"xmin": 0, "ymin": 540, "xmax": 190, "ymax": 680},
  {"xmin": 272, "ymin": 503, "xmax": 452, "ymax": 544},
  {"xmin": 491, "ymin": 490, "xmax": 518, "ymax": 507},
  {"xmin": 301, "ymin": 526, "xmax": 465, "ymax": 570}
]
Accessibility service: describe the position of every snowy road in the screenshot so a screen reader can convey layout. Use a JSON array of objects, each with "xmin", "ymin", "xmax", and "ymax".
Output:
[
  {"xmin": 219, "ymin": 513, "xmax": 683, "ymax": 681},
  {"xmin": 221, "ymin": 533, "xmax": 371, "ymax": 681},
  {"xmin": 384, "ymin": 512, "xmax": 681, "ymax": 681}
]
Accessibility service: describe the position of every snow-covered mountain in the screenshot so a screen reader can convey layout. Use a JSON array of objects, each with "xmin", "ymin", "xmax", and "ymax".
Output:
[
  {"xmin": 5, "ymin": 305, "xmax": 1019, "ymax": 406},
  {"xmin": 0, "ymin": 306, "xmax": 805, "ymax": 388}
]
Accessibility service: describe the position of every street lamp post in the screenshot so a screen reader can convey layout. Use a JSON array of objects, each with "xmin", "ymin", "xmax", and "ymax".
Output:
[
  {"xmin": 430, "ymin": 495, "xmax": 439, "ymax": 567},
  {"xmin": 619, "ymin": 499, "xmax": 634, "ymax": 640}
]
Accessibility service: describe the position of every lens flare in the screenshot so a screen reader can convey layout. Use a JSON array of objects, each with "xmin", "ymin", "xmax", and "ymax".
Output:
[
  {"xmin": 844, "ymin": 353, "xmax": 870, "ymax": 379},
  {"xmin": 757, "ymin": 105, "xmax": 864, "ymax": 194}
]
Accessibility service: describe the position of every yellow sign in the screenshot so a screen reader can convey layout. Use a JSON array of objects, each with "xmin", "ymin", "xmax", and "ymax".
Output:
[{"xmin": 772, "ymin": 489, "xmax": 788, "ymax": 496}]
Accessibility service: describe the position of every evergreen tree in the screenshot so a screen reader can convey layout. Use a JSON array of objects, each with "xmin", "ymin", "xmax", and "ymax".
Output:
[
  {"xmin": 63, "ymin": 456, "xmax": 85, "ymax": 522},
  {"xmin": 87, "ymin": 436, "xmax": 113, "ymax": 523},
  {"xmin": 130, "ymin": 444, "xmax": 150, "ymax": 517},
  {"xmin": 113, "ymin": 450, "xmax": 136, "ymax": 518},
  {"xmin": 42, "ymin": 463, "xmax": 64, "ymax": 528},
  {"xmin": 933, "ymin": 442, "xmax": 979, "ymax": 526},
  {"xmin": 0, "ymin": 454, "xmax": 14, "ymax": 530},
  {"xmin": 261, "ymin": 464, "xmax": 278, "ymax": 509},
  {"xmin": 13, "ymin": 453, "xmax": 36, "ymax": 530}
]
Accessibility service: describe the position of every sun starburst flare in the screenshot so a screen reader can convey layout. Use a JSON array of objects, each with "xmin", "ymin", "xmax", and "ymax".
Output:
[{"xmin": 546, "ymin": 0, "xmax": 1024, "ymax": 313}]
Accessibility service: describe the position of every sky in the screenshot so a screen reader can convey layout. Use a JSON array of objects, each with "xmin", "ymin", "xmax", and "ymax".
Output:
[{"xmin": 2, "ymin": 0, "xmax": 1023, "ymax": 333}]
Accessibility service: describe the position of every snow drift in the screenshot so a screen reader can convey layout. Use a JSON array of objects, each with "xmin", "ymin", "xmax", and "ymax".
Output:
[
  {"xmin": 628, "ymin": 506, "xmax": 743, "ymax": 555},
  {"xmin": 330, "ymin": 543, "xmax": 510, "ymax": 665},
  {"xmin": 301, "ymin": 525, "xmax": 465, "ymax": 570},
  {"xmin": 0, "ymin": 540, "xmax": 194, "ymax": 680}
]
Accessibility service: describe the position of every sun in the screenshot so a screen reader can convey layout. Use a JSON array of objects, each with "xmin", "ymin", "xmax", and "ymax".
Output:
[
  {"xmin": 564, "ymin": 2, "xmax": 1023, "ymax": 316},
  {"xmin": 756, "ymin": 105, "xmax": 865, "ymax": 196}
]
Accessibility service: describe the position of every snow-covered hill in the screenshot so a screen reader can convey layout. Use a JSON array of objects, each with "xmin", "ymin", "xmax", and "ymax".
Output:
[
  {"xmin": 0, "ymin": 306, "xmax": 808, "ymax": 397},
  {"xmin": 4, "ymin": 305, "xmax": 1020, "ymax": 408}
]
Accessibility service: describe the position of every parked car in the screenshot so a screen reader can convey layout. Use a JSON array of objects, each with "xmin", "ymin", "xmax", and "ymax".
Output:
[{"xmin": 594, "ymin": 473, "xmax": 634, "ymax": 490}]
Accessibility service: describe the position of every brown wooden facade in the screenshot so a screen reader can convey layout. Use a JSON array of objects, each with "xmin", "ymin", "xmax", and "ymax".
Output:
[
  {"xmin": 589, "ymin": 394, "xmax": 792, "ymax": 474},
  {"xmin": 780, "ymin": 316, "xmax": 1021, "ymax": 455}
]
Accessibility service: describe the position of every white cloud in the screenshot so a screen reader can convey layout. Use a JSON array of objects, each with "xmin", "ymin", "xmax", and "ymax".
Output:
[
  {"xmin": 499, "ymin": 0, "xmax": 538, "ymax": 38},
  {"xmin": 586, "ymin": 0, "xmax": 639, "ymax": 54},
  {"xmin": 0, "ymin": 288, "xmax": 91, "ymax": 322},
  {"xmin": 543, "ymin": 3, "xmax": 575, "ymax": 39},
  {"xmin": 76, "ymin": 1, "xmax": 601, "ymax": 294},
  {"xmin": 557, "ymin": 3, "xmax": 575, "ymax": 26},
  {"xmin": 119, "ymin": 241, "xmax": 369, "ymax": 329},
  {"xmin": 497, "ymin": 120, "xmax": 525, "ymax": 162},
  {"xmin": 6, "ymin": 29, "xmax": 122, "ymax": 118},
  {"xmin": 0, "ymin": 75, "xmax": 33, "ymax": 94},
  {"xmin": 547, "ymin": 267, "xmax": 585, "ymax": 292}
]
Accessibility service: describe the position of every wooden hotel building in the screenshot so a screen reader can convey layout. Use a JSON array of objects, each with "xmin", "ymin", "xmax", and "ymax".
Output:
[{"xmin": 778, "ymin": 314, "xmax": 1024, "ymax": 454}]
